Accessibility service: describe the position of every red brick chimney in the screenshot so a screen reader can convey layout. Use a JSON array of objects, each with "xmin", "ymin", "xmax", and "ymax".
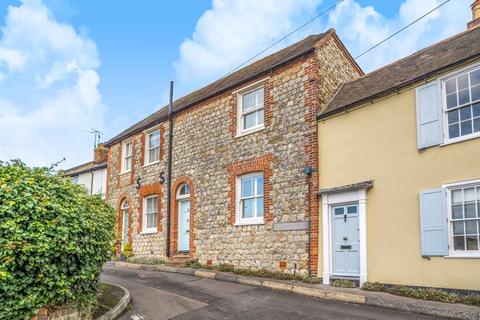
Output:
[
  {"xmin": 468, "ymin": 0, "xmax": 480, "ymax": 30},
  {"xmin": 94, "ymin": 143, "xmax": 108, "ymax": 163}
]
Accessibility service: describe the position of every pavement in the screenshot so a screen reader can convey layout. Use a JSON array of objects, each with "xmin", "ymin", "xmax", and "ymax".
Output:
[{"xmin": 101, "ymin": 265, "xmax": 439, "ymax": 320}]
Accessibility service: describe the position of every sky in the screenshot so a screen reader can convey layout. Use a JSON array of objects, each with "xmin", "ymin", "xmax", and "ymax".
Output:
[{"xmin": 0, "ymin": 0, "xmax": 471, "ymax": 169}]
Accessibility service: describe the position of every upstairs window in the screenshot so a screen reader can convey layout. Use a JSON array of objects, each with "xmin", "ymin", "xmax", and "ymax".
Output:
[
  {"xmin": 121, "ymin": 141, "xmax": 132, "ymax": 173},
  {"xmin": 444, "ymin": 67, "xmax": 480, "ymax": 141},
  {"xmin": 236, "ymin": 173, "xmax": 264, "ymax": 224},
  {"xmin": 145, "ymin": 130, "xmax": 160, "ymax": 165},
  {"xmin": 239, "ymin": 86, "xmax": 264, "ymax": 134}
]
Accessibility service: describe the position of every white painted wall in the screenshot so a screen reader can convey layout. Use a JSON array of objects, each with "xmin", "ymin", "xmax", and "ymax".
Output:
[{"xmin": 73, "ymin": 167, "xmax": 107, "ymax": 197}]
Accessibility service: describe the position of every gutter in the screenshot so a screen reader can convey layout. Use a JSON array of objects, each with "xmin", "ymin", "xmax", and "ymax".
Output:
[{"xmin": 166, "ymin": 81, "xmax": 174, "ymax": 258}]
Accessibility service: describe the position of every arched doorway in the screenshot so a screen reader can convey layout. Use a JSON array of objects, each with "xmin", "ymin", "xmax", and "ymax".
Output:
[
  {"xmin": 120, "ymin": 199, "xmax": 129, "ymax": 251},
  {"xmin": 176, "ymin": 184, "xmax": 190, "ymax": 253}
]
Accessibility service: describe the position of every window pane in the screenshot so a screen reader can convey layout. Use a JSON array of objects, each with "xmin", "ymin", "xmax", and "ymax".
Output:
[
  {"xmin": 255, "ymin": 87, "xmax": 264, "ymax": 105},
  {"xmin": 243, "ymin": 112, "xmax": 256, "ymax": 129},
  {"xmin": 445, "ymin": 79, "xmax": 456, "ymax": 94},
  {"xmin": 466, "ymin": 236, "xmax": 478, "ymax": 250},
  {"xmin": 347, "ymin": 206, "xmax": 357, "ymax": 214},
  {"xmin": 474, "ymin": 118, "xmax": 480, "ymax": 133},
  {"xmin": 147, "ymin": 213, "xmax": 156, "ymax": 228},
  {"xmin": 453, "ymin": 221, "xmax": 464, "ymax": 235},
  {"xmin": 452, "ymin": 190, "xmax": 462, "ymax": 203},
  {"xmin": 446, "ymin": 93, "xmax": 457, "ymax": 109},
  {"xmin": 334, "ymin": 207, "xmax": 344, "ymax": 215},
  {"xmin": 149, "ymin": 131, "xmax": 160, "ymax": 147},
  {"xmin": 478, "ymin": 187, "xmax": 480, "ymax": 200},
  {"xmin": 454, "ymin": 236, "xmax": 465, "ymax": 250},
  {"xmin": 458, "ymin": 74, "xmax": 469, "ymax": 90},
  {"xmin": 255, "ymin": 175, "xmax": 264, "ymax": 196},
  {"xmin": 447, "ymin": 110, "xmax": 459, "ymax": 124},
  {"xmin": 448, "ymin": 124, "xmax": 460, "ymax": 139},
  {"xmin": 256, "ymin": 109, "xmax": 264, "ymax": 126},
  {"xmin": 452, "ymin": 204, "xmax": 463, "ymax": 219},
  {"xmin": 465, "ymin": 203, "xmax": 476, "ymax": 218},
  {"xmin": 466, "ymin": 220, "xmax": 477, "ymax": 234},
  {"xmin": 465, "ymin": 188, "xmax": 476, "ymax": 201},
  {"xmin": 472, "ymin": 85, "xmax": 480, "ymax": 102},
  {"xmin": 256, "ymin": 197, "xmax": 264, "ymax": 217},
  {"xmin": 471, "ymin": 69, "xmax": 480, "ymax": 86},
  {"xmin": 461, "ymin": 120, "xmax": 473, "ymax": 136},
  {"xmin": 459, "ymin": 106, "xmax": 472, "ymax": 121},
  {"xmin": 242, "ymin": 199, "xmax": 254, "ymax": 218},
  {"xmin": 458, "ymin": 89, "xmax": 470, "ymax": 105},
  {"xmin": 149, "ymin": 147, "xmax": 159, "ymax": 163},
  {"xmin": 241, "ymin": 178, "xmax": 253, "ymax": 197},
  {"xmin": 242, "ymin": 92, "xmax": 255, "ymax": 111},
  {"xmin": 473, "ymin": 103, "xmax": 480, "ymax": 117}
]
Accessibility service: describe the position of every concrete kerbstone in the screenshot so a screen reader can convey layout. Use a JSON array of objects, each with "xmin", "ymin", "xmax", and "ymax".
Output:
[
  {"xmin": 195, "ymin": 270, "xmax": 216, "ymax": 279},
  {"xmin": 263, "ymin": 281, "xmax": 294, "ymax": 292},
  {"xmin": 96, "ymin": 282, "xmax": 131, "ymax": 320}
]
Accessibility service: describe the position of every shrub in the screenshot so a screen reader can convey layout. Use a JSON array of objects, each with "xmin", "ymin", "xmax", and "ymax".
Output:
[
  {"xmin": 123, "ymin": 243, "xmax": 133, "ymax": 258},
  {"xmin": 215, "ymin": 263, "xmax": 235, "ymax": 272},
  {"xmin": 0, "ymin": 161, "xmax": 115, "ymax": 320},
  {"xmin": 463, "ymin": 294, "xmax": 480, "ymax": 306},
  {"xmin": 361, "ymin": 282, "xmax": 385, "ymax": 291},
  {"xmin": 332, "ymin": 279, "xmax": 357, "ymax": 288},
  {"xmin": 185, "ymin": 259, "xmax": 203, "ymax": 269},
  {"xmin": 126, "ymin": 257, "xmax": 165, "ymax": 265}
]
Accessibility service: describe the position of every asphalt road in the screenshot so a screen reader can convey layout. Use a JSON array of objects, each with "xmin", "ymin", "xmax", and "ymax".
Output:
[{"xmin": 101, "ymin": 266, "xmax": 438, "ymax": 320}]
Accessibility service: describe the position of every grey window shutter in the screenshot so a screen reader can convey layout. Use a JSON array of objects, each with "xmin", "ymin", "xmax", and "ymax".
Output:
[
  {"xmin": 416, "ymin": 81, "xmax": 443, "ymax": 149},
  {"xmin": 419, "ymin": 189, "xmax": 448, "ymax": 256}
]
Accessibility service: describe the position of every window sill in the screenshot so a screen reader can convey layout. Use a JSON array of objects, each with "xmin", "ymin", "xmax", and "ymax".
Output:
[
  {"xmin": 143, "ymin": 161, "xmax": 160, "ymax": 168},
  {"xmin": 441, "ymin": 133, "xmax": 480, "ymax": 147},
  {"xmin": 119, "ymin": 170, "xmax": 131, "ymax": 175},
  {"xmin": 235, "ymin": 126, "xmax": 265, "ymax": 138},
  {"xmin": 444, "ymin": 254, "xmax": 480, "ymax": 259},
  {"xmin": 234, "ymin": 220, "xmax": 265, "ymax": 226},
  {"xmin": 140, "ymin": 230, "xmax": 158, "ymax": 235}
]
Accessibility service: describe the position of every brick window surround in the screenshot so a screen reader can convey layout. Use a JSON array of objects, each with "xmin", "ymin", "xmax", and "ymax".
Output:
[
  {"xmin": 227, "ymin": 154, "xmax": 273, "ymax": 225},
  {"xmin": 137, "ymin": 183, "xmax": 163, "ymax": 233},
  {"xmin": 229, "ymin": 79, "xmax": 273, "ymax": 138},
  {"xmin": 170, "ymin": 176, "xmax": 196, "ymax": 257},
  {"xmin": 116, "ymin": 193, "xmax": 133, "ymax": 253}
]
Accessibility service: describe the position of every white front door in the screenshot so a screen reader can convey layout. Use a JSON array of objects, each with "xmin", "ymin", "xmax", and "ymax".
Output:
[
  {"xmin": 331, "ymin": 204, "xmax": 360, "ymax": 277},
  {"xmin": 178, "ymin": 200, "xmax": 190, "ymax": 252}
]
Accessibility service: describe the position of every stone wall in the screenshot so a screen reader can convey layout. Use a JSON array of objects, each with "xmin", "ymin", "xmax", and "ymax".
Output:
[{"xmin": 106, "ymin": 32, "xmax": 361, "ymax": 275}]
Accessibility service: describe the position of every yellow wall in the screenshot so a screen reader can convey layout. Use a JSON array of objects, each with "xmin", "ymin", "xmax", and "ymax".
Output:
[{"xmin": 317, "ymin": 84, "xmax": 480, "ymax": 290}]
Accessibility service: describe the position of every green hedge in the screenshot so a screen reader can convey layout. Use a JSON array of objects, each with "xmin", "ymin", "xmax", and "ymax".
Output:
[{"xmin": 0, "ymin": 161, "xmax": 115, "ymax": 319}]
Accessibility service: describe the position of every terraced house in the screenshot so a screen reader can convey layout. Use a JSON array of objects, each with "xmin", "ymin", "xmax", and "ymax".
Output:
[
  {"xmin": 105, "ymin": 29, "xmax": 362, "ymax": 276},
  {"xmin": 316, "ymin": 3, "xmax": 480, "ymax": 290}
]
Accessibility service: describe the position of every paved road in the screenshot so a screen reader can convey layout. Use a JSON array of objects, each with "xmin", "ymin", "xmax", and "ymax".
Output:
[{"xmin": 102, "ymin": 266, "xmax": 438, "ymax": 320}]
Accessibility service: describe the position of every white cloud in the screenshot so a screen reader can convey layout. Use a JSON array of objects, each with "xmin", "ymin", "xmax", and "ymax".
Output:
[
  {"xmin": 175, "ymin": 0, "xmax": 471, "ymax": 88},
  {"xmin": 329, "ymin": 0, "xmax": 471, "ymax": 72},
  {"xmin": 0, "ymin": 0, "xmax": 106, "ymax": 168},
  {"xmin": 174, "ymin": 0, "xmax": 322, "ymax": 93}
]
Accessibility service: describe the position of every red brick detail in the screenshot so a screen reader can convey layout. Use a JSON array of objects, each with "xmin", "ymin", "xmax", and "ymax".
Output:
[
  {"xmin": 94, "ymin": 143, "xmax": 108, "ymax": 163},
  {"xmin": 170, "ymin": 176, "xmax": 196, "ymax": 257},
  {"xmin": 130, "ymin": 137, "xmax": 136, "ymax": 185},
  {"xmin": 137, "ymin": 183, "xmax": 163, "ymax": 233},
  {"xmin": 303, "ymin": 55, "xmax": 320, "ymax": 276},
  {"xmin": 279, "ymin": 260, "xmax": 287, "ymax": 270},
  {"xmin": 31, "ymin": 308, "xmax": 48, "ymax": 320},
  {"xmin": 115, "ymin": 193, "xmax": 133, "ymax": 253},
  {"xmin": 116, "ymin": 143, "xmax": 122, "ymax": 188},
  {"xmin": 105, "ymin": 148, "xmax": 112, "ymax": 201},
  {"xmin": 159, "ymin": 124, "xmax": 166, "ymax": 161},
  {"xmin": 227, "ymin": 154, "xmax": 273, "ymax": 225},
  {"xmin": 229, "ymin": 79, "xmax": 273, "ymax": 138},
  {"xmin": 207, "ymin": 259, "xmax": 213, "ymax": 267}
]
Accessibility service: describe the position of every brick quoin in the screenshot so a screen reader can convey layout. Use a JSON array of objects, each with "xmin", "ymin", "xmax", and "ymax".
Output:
[
  {"xmin": 137, "ymin": 183, "xmax": 163, "ymax": 233},
  {"xmin": 115, "ymin": 193, "xmax": 133, "ymax": 253},
  {"xmin": 105, "ymin": 148, "xmax": 112, "ymax": 201},
  {"xmin": 227, "ymin": 154, "xmax": 273, "ymax": 225},
  {"xmin": 170, "ymin": 176, "xmax": 196, "ymax": 257}
]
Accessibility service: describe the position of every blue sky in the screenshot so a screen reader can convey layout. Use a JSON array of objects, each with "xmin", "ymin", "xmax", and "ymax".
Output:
[{"xmin": 0, "ymin": 0, "xmax": 471, "ymax": 168}]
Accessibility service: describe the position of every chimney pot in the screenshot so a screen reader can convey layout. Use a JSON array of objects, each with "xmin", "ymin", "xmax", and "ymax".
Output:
[{"xmin": 468, "ymin": 0, "xmax": 480, "ymax": 30}]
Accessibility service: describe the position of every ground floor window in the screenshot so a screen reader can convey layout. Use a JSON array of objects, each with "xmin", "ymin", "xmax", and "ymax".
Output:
[
  {"xmin": 449, "ymin": 183, "xmax": 480, "ymax": 253},
  {"xmin": 143, "ymin": 195, "xmax": 158, "ymax": 232},
  {"xmin": 236, "ymin": 173, "xmax": 264, "ymax": 224}
]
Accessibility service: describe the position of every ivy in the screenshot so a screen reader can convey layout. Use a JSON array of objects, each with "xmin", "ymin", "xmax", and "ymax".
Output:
[{"xmin": 0, "ymin": 160, "xmax": 115, "ymax": 320}]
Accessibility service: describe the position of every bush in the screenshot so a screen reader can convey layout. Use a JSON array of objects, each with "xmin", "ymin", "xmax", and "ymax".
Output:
[
  {"xmin": 126, "ymin": 257, "xmax": 165, "ymax": 265},
  {"xmin": 123, "ymin": 243, "xmax": 133, "ymax": 258},
  {"xmin": 215, "ymin": 263, "xmax": 235, "ymax": 272},
  {"xmin": 332, "ymin": 279, "xmax": 357, "ymax": 288},
  {"xmin": 361, "ymin": 281, "xmax": 385, "ymax": 291},
  {"xmin": 0, "ymin": 161, "xmax": 115, "ymax": 319}
]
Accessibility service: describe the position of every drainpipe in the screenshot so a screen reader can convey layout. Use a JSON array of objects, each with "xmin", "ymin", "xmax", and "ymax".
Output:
[
  {"xmin": 303, "ymin": 166, "xmax": 314, "ymax": 277},
  {"xmin": 90, "ymin": 171, "xmax": 94, "ymax": 195},
  {"xmin": 166, "ymin": 81, "xmax": 174, "ymax": 258}
]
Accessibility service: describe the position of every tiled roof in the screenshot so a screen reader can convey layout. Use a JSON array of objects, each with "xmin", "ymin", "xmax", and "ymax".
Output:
[
  {"xmin": 320, "ymin": 27, "xmax": 480, "ymax": 119},
  {"xmin": 106, "ymin": 31, "xmax": 333, "ymax": 146},
  {"xmin": 63, "ymin": 161, "xmax": 107, "ymax": 176}
]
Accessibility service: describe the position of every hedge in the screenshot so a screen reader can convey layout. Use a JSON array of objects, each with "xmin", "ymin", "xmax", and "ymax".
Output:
[{"xmin": 0, "ymin": 160, "xmax": 115, "ymax": 319}]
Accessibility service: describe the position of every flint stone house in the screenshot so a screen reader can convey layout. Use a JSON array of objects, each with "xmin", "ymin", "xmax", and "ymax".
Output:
[
  {"xmin": 316, "ymin": 9, "xmax": 480, "ymax": 289},
  {"xmin": 105, "ymin": 29, "xmax": 362, "ymax": 275}
]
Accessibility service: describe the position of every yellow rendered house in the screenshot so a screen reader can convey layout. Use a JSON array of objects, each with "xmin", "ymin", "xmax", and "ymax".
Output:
[{"xmin": 316, "ymin": 9, "xmax": 480, "ymax": 290}]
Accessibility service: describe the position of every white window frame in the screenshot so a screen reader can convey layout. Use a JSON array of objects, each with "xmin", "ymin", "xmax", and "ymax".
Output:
[
  {"xmin": 121, "ymin": 140, "xmax": 132, "ymax": 173},
  {"xmin": 235, "ymin": 172, "xmax": 264, "ymax": 226},
  {"xmin": 144, "ymin": 129, "xmax": 161, "ymax": 166},
  {"xmin": 237, "ymin": 81, "xmax": 265, "ymax": 137},
  {"xmin": 444, "ymin": 179, "xmax": 480, "ymax": 258},
  {"xmin": 441, "ymin": 62, "xmax": 480, "ymax": 145},
  {"xmin": 71, "ymin": 176, "xmax": 79, "ymax": 184},
  {"xmin": 142, "ymin": 195, "xmax": 158, "ymax": 234}
]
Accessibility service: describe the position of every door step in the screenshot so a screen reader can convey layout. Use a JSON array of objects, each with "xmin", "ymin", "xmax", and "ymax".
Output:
[{"xmin": 165, "ymin": 254, "xmax": 193, "ymax": 267}]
